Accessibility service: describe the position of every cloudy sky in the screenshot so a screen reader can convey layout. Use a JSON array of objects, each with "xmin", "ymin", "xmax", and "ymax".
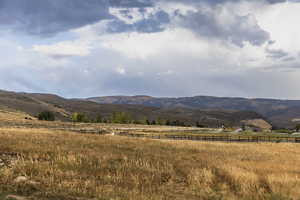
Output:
[{"xmin": 1, "ymin": 0, "xmax": 300, "ymax": 99}]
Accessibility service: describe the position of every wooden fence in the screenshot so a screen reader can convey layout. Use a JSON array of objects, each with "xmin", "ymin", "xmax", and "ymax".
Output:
[{"xmin": 117, "ymin": 133, "xmax": 300, "ymax": 143}]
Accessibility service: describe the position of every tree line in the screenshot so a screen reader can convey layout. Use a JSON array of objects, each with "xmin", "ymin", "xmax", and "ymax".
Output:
[{"xmin": 37, "ymin": 110, "xmax": 203, "ymax": 127}]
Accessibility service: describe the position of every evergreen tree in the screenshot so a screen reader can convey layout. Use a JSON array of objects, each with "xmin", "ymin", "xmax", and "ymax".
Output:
[
  {"xmin": 296, "ymin": 124, "xmax": 300, "ymax": 132},
  {"xmin": 166, "ymin": 120, "xmax": 171, "ymax": 126},
  {"xmin": 146, "ymin": 119, "xmax": 151, "ymax": 125},
  {"xmin": 38, "ymin": 111, "xmax": 55, "ymax": 121},
  {"xmin": 96, "ymin": 114, "xmax": 103, "ymax": 123},
  {"xmin": 196, "ymin": 121, "xmax": 205, "ymax": 128}
]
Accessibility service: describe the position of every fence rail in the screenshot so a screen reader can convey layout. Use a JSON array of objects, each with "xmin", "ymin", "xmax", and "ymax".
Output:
[{"xmin": 117, "ymin": 133, "xmax": 300, "ymax": 143}]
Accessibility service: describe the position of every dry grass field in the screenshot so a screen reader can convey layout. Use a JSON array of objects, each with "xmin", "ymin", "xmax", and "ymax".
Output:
[
  {"xmin": 0, "ymin": 108, "xmax": 214, "ymax": 136},
  {"xmin": 0, "ymin": 127, "xmax": 300, "ymax": 200},
  {"xmin": 0, "ymin": 108, "xmax": 300, "ymax": 199}
]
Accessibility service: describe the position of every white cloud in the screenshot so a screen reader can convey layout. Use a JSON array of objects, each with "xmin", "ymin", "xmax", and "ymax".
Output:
[
  {"xmin": 0, "ymin": 0, "xmax": 300, "ymax": 99},
  {"xmin": 115, "ymin": 66, "xmax": 127, "ymax": 75},
  {"xmin": 158, "ymin": 70, "xmax": 174, "ymax": 76},
  {"xmin": 32, "ymin": 40, "xmax": 92, "ymax": 58},
  {"xmin": 257, "ymin": 2, "xmax": 300, "ymax": 53}
]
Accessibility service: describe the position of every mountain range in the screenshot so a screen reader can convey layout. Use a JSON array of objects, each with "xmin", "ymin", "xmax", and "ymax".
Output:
[
  {"xmin": 88, "ymin": 95, "xmax": 300, "ymax": 128},
  {"xmin": 0, "ymin": 90, "xmax": 264, "ymax": 128},
  {"xmin": 1, "ymin": 89, "xmax": 299, "ymax": 128}
]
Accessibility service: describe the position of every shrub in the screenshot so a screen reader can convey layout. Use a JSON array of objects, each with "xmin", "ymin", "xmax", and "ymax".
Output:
[
  {"xmin": 111, "ymin": 112, "xmax": 132, "ymax": 124},
  {"xmin": 95, "ymin": 114, "xmax": 103, "ymax": 123},
  {"xmin": 38, "ymin": 111, "xmax": 55, "ymax": 121},
  {"xmin": 72, "ymin": 113, "xmax": 88, "ymax": 123},
  {"xmin": 295, "ymin": 124, "xmax": 300, "ymax": 132},
  {"xmin": 151, "ymin": 120, "xmax": 156, "ymax": 125},
  {"xmin": 196, "ymin": 121, "xmax": 205, "ymax": 128}
]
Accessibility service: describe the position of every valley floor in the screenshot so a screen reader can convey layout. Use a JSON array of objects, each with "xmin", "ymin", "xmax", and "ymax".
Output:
[{"xmin": 0, "ymin": 127, "xmax": 300, "ymax": 200}]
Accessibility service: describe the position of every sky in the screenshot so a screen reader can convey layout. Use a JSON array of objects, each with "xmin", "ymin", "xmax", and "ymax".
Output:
[{"xmin": 1, "ymin": 0, "xmax": 300, "ymax": 99}]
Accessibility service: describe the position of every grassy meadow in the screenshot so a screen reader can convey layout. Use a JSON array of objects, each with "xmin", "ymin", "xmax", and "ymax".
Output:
[{"xmin": 0, "ymin": 127, "xmax": 300, "ymax": 200}]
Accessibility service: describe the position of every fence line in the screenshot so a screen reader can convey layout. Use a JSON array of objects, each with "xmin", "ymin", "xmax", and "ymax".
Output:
[{"xmin": 117, "ymin": 133, "xmax": 300, "ymax": 143}]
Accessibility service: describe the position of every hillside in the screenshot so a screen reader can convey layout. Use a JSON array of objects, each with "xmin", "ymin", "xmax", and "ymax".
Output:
[
  {"xmin": 0, "ymin": 90, "xmax": 263, "ymax": 128},
  {"xmin": 88, "ymin": 95, "xmax": 300, "ymax": 128}
]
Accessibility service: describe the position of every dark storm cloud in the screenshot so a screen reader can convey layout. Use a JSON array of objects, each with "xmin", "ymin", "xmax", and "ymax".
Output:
[
  {"xmin": 213, "ymin": 0, "xmax": 286, "ymax": 4},
  {"xmin": 176, "ymin": 10, "xmax": 270, "ymax": 47},
  {"xmin": 0, "ymin": 0, "xmax": 113, "ymax": 35},
  {"xmin": 0, "ymin": 0, "xmax": 154, "ymax": 35},
  {"xmin": 108, "ymin": 0, "xmax": 153, "ymax": 7},
  {"xmin": 265, "ymin": 0, "xmax": 285, "ymax": 3},
  {"xmin": 0, "ymin": 0, "xmax": 295, "ymax": 36},
  {"xmin": 106, "ymin": 0, "xmax": 272, "ymax": 46},
  {"xmin": 107, "ymin": 10, "xmax": 170, "ymax": 33},
  {"xmin": 266, "ymin": 48, "xmax": 289, "ymax": 59},
  {"xmin": 155, "ymin": 0, "xmax": 287, "ymax": 5}
]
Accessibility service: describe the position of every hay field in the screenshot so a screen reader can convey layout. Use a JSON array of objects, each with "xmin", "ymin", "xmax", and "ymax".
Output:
[
  {"xmin": 0, "ymin": 108, "xmax": 210, "ymax": 135},
  {"xmin": 0, "ymin": 127, "xmax": 300, "ymax": 200}
]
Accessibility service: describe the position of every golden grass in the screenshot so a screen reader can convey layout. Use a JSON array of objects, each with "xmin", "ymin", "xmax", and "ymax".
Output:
[
  {"xmin": 0, "ymin": 128, "xmax": 300, "ymax": 200},
  {"xmin": 0, "ymin": 108, "xmax": 208, "ymax": 135},
  {"xmin": 0, "ymin": 109, "xmax": 35, "ymax": 122}
]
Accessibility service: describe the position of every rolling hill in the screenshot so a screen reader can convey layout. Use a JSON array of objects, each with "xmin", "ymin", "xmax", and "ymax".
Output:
[
  {"xmin": 88, "ymin": 95, "xmax": 300, "ymax": 128},
  {"xmin": 0, "ymin": 90, "xmax": 263, "ymax": 128}
]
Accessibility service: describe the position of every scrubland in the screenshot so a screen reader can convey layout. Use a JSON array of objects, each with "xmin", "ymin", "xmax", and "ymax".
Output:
[{"xmin": 0, "ymin": 127, "xmax": 300, "ymax": 200}]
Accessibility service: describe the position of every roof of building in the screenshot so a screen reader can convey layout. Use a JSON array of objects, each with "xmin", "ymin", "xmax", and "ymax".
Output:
[{"xmin": 242, "ymin": 119, "xmax": 272, "ymax": 130}]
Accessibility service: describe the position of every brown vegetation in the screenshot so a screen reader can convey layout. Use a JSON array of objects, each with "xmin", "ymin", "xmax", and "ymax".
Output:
[{"xmin": 0, "ymin": 127, "xmax": 300, "ymax": 200}]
